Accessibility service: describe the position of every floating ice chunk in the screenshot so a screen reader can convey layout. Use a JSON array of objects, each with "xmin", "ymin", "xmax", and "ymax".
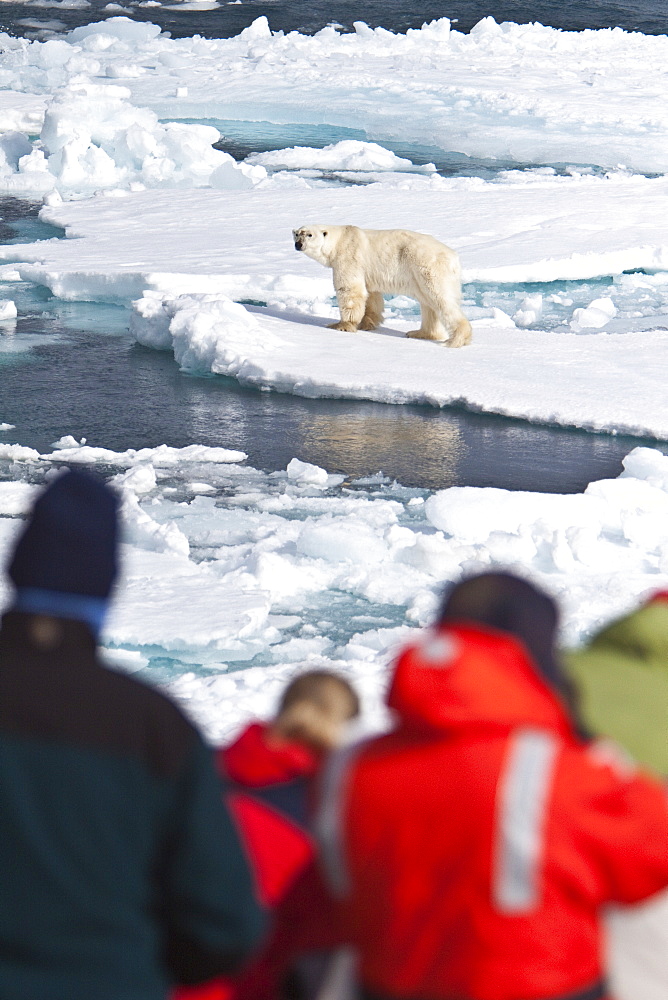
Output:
[
  {"xmin": 132, "ymin": 292, "xmax": 280, "ymax": 375},
  {"xmin": 266, "ymin": 635, "xmax": 333, "ymax": 663},
  {"xmin": 69, "ymin": 16, "xmax": 163, "ymax": 44},
  {"xmin": 398, "ymin": 531, "xmax": 463, "ymax": 579},
  {"xmin": 112, "ymin": 463, "xmax": 157, "ymax": 494},
  {"xmin": 489, "ymin": 308, "xmax": 517, "ymax": 328},
  {"xmin": 105, "ymin": 63, "xmax": 146, "ymax": 79},
  {"xmin": 188, "ymin": 482, "xmax": 216, "ymax": 494},
  {"xmin": 0, "ymin": 301, "xmax": 17, "ymax": 322},
  {"xmin": 570, "ymin": 296, "xmax": 617, "ymax": 332},
  {"xmin": 0, "ymin": 78, "xmax": 265, "ymax": 198},
  {"xmin": 0, "ymin": 424, "xmax": 16, "ymax": 432},
  {"xmin": 513, "ymin": 292, "xmax": 543, "ymax": 327},
  {"xmin": 209, "ymin": 157, "xmax": 266, "ymax": 190},
  {"xmin": 107, "ymin": 575, "xmax": 274, "ymax": 660},
  {"xmin": 50, "ymin": 434, "xmax": 85, "ymax": 448},
  {"xmin": 44, "ymin": 442, "xmax": 246, "ymax": 466},
  {"xmin": 296, "ymin": 517, "xmax": 390, "ymax": 565},
  {"xmin": 0, "ymin": 94, "xmax": 47, "ymax": 136},
  {"xmin": 238, "ymin": 15, "xmax": 271, "ymax": 40},
  {"xmin": 424, "ymin": 486, "xmax": 608, "ymax": 545},
  {"xmin": 620, "ymin": 446, "xmax": 668, "ymax": 491},
  {"xmin": 101, "ymin": 647, "xmax": 148, "ymax": 674},
  {"xmin": 286, "ymin": 457, "xmax": 329, "ymax": 487},
  {"xmin": 0, "ymin": 443, "xmax": 41, "ymax": 462},
  {"xmin": 121, "ymin": 490, "xmax": 190, "ymax": 556},
  {"xmin": 0, "ymin": 482, "xmax": 40, "ymax": 515},
  {"xmin": 247, "ymin": 140, "xmax": 435, "ymax": 175}
]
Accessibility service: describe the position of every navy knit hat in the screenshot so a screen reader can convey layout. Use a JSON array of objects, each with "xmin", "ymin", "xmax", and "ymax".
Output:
[{"xmin": 8, "ymin": 470, "xmax": 119, "ymax": 629}]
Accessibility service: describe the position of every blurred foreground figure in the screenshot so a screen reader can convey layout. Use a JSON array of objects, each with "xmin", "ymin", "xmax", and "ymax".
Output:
[
  {"xmin": 176, "ymin": 669, "xmax": 360, "ymax": 1000},
  {"xmin": 565, "ymin": 590, "xmax": 668, "ymax": 1000},
  {"xmin": 0, "ymin": 470, "xmax": 264, "ymax": 1000},
  {"xmin": 314, "ymin": 572, "xmax": 668, "ymax": 1000},
  {"xmin": 566, "ymin": 589, "xmax": 668, "ymax": 776}
]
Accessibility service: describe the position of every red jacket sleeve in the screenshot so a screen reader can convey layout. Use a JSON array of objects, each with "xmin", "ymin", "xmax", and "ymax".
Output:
[{"xmin": 559, "ymin": 744, "xmax": 668, "ymax": 906}]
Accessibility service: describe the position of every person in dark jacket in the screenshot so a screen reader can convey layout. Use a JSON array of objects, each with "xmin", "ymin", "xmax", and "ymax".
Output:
[{"xmin": 0, "ymin": 468, "xmax": 265, "ymax": 1000}]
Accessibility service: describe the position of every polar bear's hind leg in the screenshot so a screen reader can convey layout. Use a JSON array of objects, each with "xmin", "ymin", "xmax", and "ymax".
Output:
[
  {"xmin": 406, "ymin": 304, "xmax": 448, "ymax": 342},
  {"xmin": 418, "ymin": 263, "xmax": 472, "ymax": 347}
]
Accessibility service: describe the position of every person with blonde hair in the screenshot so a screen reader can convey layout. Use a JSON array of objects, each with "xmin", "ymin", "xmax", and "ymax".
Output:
[{"xmin": 175, "ymin": 669, "xmax": 360, "ymax": 1000}]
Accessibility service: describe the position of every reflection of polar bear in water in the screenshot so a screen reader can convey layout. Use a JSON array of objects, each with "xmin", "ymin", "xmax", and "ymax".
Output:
[{"xmin": 293, "ymin": 224, "xmax": 472, "ymax": 347}]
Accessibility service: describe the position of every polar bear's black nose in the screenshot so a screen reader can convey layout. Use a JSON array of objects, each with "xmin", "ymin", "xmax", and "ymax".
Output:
[{"xmin": 294, "ymin": 241, "xmax": 303, "ymax": 250}]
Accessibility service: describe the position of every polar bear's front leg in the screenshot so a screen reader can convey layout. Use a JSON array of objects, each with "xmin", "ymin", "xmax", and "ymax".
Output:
[
  {"xmin": 329, "ymin": 281, "xmax": 367, "ymax": 332},
  {"xmin": 358, "ymin": 291, "xmax": 384, "ymax": 331}
]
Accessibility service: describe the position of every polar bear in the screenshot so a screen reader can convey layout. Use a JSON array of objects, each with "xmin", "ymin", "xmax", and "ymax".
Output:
[{"xmin": 293, "ymin": 224, "xmax": 472, "ymax": 347}]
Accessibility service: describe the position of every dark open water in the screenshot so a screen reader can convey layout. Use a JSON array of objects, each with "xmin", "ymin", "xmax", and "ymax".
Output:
[{"xmin": 1, "ymin": 0, "xmax": 666, "ymax": 39}]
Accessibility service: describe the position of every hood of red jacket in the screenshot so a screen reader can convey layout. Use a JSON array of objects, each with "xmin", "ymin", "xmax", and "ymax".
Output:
[
  {"xmin": 218, "ymin": 721, "xmax": 320, "ymax": 787},
  {"xmin": 387, "ymin": 624, "xmax": 574, "ymax": 738}
]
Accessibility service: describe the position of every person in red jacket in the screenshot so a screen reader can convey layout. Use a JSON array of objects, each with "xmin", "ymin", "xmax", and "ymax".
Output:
[
  {"xmin": 311, "ymin": 572, "xmax": 668, "ymax": 1000},
  {"xmin": 174, "ymin": 669, "xmax": 360, "ymax": 1000}
]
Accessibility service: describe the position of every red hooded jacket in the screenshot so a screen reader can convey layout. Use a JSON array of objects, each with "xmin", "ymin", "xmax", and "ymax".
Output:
[
  {"xmin": 174, "ymin": 722, "xmax": 319, "ymax": 1000},
  {"xmin": 315, "ymin": 624, "xmax": 668, "ymax": 1000}
]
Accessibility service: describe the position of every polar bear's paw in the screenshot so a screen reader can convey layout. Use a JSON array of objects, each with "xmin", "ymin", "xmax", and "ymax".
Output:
[
  {"xmin": 446, "ymin": 319, "xmax": 473, "ymax": 348},
  {"xmin": 328, "ymin": 320, "xmax": 359, "ymax": 332},
  {"xmin": 406, "ymin": 329, "xmax": 448, "ymax": 343}
]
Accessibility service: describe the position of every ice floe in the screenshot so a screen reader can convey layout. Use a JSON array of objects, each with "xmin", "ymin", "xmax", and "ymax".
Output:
[{"xmin": 1, "ymin": 437, "xmax": 668, "ymax": 743}]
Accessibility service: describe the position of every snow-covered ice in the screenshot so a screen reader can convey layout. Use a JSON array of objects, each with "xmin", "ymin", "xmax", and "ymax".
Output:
[
  {"xmin": 0, "ymin": 16, "xmax": 665, "ymax": 443},
  {"xmin": 0, "ymin": 10, "xmax": 666, "ymax": 717},
  {"xmin": 0, "ymin": 7, "xmax": 665, "ymax": 721},
  {"xmin": 2, "ymin": 15, "xmax": 668, "ymax": 179},
  {"xmin": 2, "ymin": 176, "xmax": 667, "ymax": 435},
  {"xmin": 2, "ymin": 437, "xmax": 668, "ymax": 746}
]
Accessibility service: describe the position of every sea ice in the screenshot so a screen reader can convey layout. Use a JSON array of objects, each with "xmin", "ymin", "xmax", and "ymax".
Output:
[
  {"xmin": 1, "ymin": 174, "xmax": 666, "ymax": 435},
  {"xmin": 2, "ymin": 16, "xmax": 667, "ymax": 175},
  {"xmin": 0, "ymin": 300, "xmax": 17, "ymax": 322},
  {"xmin": 1, "ymin": 437, "xmax": 668, "ymax": 745}
]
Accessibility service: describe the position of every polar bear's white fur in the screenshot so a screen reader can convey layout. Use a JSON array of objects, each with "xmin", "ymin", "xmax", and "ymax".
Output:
[{"xmin": 293, "ymin": 224, "xmax": 472, "ymax": 347}]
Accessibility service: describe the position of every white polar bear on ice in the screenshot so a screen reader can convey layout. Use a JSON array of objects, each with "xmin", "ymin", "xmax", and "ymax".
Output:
[{"xmin": 293, "ymin": 224, "xmax": 472, "ymax": 347}]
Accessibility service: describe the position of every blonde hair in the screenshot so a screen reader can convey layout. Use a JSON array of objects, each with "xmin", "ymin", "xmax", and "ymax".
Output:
[{"xmin": 271, "ymin": 671, "xmax": 360, "ymax": 753}]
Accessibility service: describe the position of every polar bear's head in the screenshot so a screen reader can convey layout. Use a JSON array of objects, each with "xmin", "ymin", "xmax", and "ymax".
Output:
[{"xmin": 293, "ymin": 225, "xmax": 335, "ymax": 265}]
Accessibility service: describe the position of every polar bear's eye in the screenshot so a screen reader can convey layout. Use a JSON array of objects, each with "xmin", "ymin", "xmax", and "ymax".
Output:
[{"xmin": 322, "ymin": 231, "xmax": 328, "ymax": 236}]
